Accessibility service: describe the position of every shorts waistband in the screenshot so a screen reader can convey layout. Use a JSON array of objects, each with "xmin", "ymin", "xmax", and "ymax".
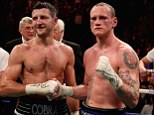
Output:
[
  {"xmin": 15, "ymin": 96, "xmax": 69, "ymax": 115},
  {"xmin": 80, "ymin": 101, "xmax": 126, "ymax": 115}
]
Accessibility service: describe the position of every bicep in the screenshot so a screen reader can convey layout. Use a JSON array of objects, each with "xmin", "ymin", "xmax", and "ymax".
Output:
[
  {"xmin": 3, "ymin": 47, "xmax": 23, "ymax": 81},
  {"xmin": 65, "ymin": 49, "xmax": 76, "ymax": 86},
  {"xmin": 119, "ymin": 49, "xmax": 139, "ymax": 86}
]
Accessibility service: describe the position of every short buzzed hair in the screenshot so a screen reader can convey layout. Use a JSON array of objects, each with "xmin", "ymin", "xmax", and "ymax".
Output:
[
  {"xmin": 19, "ymin": 16, "xmax": 33, "ymax": 28},
  {"xmin": 32, "ymin": 2, "xmax": 57, "ymax": 18},
  {"xmin": 92, "ymin": 2, "xmax": 116, "ymax": 18}
]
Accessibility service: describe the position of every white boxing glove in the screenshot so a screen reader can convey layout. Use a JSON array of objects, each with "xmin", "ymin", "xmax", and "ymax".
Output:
[
  {"xmin": 95, "ymin": 56, "xmax": 123, "ymax": 89},
  {"xmin": 25, "ymin": 80, "xmax": 58, "ymax": 95}
]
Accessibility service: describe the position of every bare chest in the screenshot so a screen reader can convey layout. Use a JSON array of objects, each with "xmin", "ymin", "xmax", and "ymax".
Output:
[
  {"xmin": 23, "ymin": 47, "xmax": 67, "ymax": 75},
  {"xmin": 85, "ymin": 51, "xmax": 118, "ymax": 80}
]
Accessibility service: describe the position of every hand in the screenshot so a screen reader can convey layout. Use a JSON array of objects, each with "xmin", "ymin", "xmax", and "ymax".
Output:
[
  {"xmin": 56, "ymin": 80, "xmax": 73, "ymax": 96},
  {"xmin": 25, "ymin": 80, "xmax": 58, "ymax": 95},
  {"xmin": 95, "ymin": 56, "xmax": 123, "ymax": 88},
  {"xmin": 46, "ymin": 80, "xmax": 73, "ymax": 101}
]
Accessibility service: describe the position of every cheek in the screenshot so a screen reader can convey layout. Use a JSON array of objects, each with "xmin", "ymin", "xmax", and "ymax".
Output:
[
  {"xmin": 23, "ymin": 33, "xmax": 29, "ymax": 37},
  {"xmin": 105, "ymin": 21, "xmax": 112, "ymax": 27}
]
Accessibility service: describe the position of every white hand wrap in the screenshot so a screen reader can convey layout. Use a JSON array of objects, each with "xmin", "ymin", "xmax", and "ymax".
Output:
[
  {"xmin": 96, "ymin": 56, "xmax": 123, "ymax": 89},
  {"xmin": 71, "ymin": 111, "xmax": 79, "ymax": 115},
  {"xmin": 25, "ymin": 80, "xmax": 58, "ymax": 95},
  {"xmin": 57, "ymin": 82, "xmax": 73, "ymax": 96}
]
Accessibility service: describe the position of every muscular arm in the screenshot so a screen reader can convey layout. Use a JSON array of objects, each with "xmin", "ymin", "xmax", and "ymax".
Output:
[
  {"xmin": 115, "ymin": 50, "xmax": 140, "ymax": 109},
  {"xmin": 56, "ymin": 48, "xmax": 88, "ymax": 100},
  {"xmin": 96, "ymin": 49, "xmax": 139, "ymax": 109},
  {"xmin": 68, "ymin": 50, "xmax": 88, "ymax": 101},
  {"xmin": 64, "ymin": 46, "xmax": 80, "ymax": 113},
  {"xmin": 0, "ymin": 45, "xmax": 26, "ymax": 97},
  {"xmin": 0, "ymin": 45, "xmax": 60, "ymax": 97}
]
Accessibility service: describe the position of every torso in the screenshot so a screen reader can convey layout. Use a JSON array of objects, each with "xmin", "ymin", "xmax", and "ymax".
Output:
[
  {"xmin": 18, "ymin": 39, "xmax": 70, "ymax": 85},
  {"xmin": 84, "ymin": 39, "xmax": 128, "ymax": 109}
]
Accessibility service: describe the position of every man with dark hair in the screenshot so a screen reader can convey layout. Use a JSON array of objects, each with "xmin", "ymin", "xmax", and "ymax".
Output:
[{"xmin": 0, "ymin": 2, "xmax": 79, "ymax": 115}]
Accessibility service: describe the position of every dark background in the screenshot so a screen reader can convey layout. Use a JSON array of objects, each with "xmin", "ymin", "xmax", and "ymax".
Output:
[{"xmin": 0, "ymin": 0, "xmax": 154, "ymax": 58}]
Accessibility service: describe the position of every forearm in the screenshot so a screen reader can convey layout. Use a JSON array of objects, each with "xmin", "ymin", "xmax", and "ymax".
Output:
[
  {"xmin": 66, "ymin": 97, "xmax": 79, "ymax": 112},
  {"xmin": 0, "ymin": 80, "xmax": 26, "ymax": 97},
  {"xmin": 116, "ymin": 81, "xmax": 139, "ymax": 108},
  {"xmin": 58, "ymin": 84, "xmax": 87, "ymax": 100},
  {"xmin": 95, "ymin": 56, "xmax": 139, "ymax": 108},
  {"xmin": 72, "ymin": 85, "xmax": 87, "ymax": 100},
  {"xmin": 0, "ymin": 80, "xmax": 58, "ymax": 97},
  {"xmin": 114, "ymin": 70, "xmax": 139, "ymax": 108}
]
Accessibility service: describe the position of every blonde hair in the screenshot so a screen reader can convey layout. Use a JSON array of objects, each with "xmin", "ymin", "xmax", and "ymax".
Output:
[
  {"xmin": 92, "ymin": 2, "xmax": 116, "ymax": 18},
  {"xmin": 19, "ymin": 16, "xmax": 33, "ymax": 28},
  {"xmin": 56, "ymin": 19, "xmax": 65, "ymax": 32}
]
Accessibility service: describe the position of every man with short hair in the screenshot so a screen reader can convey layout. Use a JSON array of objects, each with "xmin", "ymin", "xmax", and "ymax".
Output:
[
  {"xmin": 0, "ymin": 2, "xmax": 79, "ymax": 115},
  {"xmin": 5, "ymin": 16, "xmax": 35, "ymax": 53},
  {"xmin": 52, "ymin": 2, "xmax": 140, "ymax": 115}
]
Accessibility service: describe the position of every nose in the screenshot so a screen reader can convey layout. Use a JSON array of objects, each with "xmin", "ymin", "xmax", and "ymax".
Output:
[
  {"xmin": 36, "ymin": 18, "xmax": 43, "ymax": 25},
  {"xmin": 95, "ymin": 18, "xmax": 102, "ymax": 25},
  {"xmin": 29, "ymin": 28, "xmax": 34, "ymax": 32}
]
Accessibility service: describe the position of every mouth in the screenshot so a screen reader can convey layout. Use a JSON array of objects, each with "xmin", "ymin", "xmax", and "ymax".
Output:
[
  {"xmin": 29, "ymin": 35, "xmax": 34, "ymax": 37},
  {"xmin": 94, "ymin": 27, "xmax": 102, "ymax": 30},
  {"xmin": 37, "ymin": 28, "xmax": 44, "ymax": 31}
]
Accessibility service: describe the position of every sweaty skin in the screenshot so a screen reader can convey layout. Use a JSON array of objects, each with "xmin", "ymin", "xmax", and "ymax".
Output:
[
  {"xmin": 56, "ymin": 3, "xmax": 140, "ymax": 109},
  {"xmin": 81, "ymin": 41, "xmax": 139, "ymax": 109},
  {"xmin": 0, "ymin": 38, "xmax": 75, "ymax": 97},
  {"xmin": 0, "ymin": 8, "xmax": 79, "ymax": 112}
]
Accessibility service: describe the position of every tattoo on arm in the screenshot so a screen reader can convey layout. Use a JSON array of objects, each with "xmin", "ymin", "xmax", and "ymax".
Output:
[
  {"xmin": 113, "ymin": 51, "xmax": 139, "ymax": 107},
  {"xmin": 116, "ymin": 70, "xmax": 138, "ymax": 107},
  {"xmin": 119, "ymin": 70, "xmax": 138, "ymax": 96},
  {"xmin": 123, "ymin": 51, "xmax": 138, "ymax": 69}
]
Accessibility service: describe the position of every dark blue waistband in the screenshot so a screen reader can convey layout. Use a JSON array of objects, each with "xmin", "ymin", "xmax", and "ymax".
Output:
[{"xmin": 80, "ymin": 101, "xmax": 126, "ymax": 115}]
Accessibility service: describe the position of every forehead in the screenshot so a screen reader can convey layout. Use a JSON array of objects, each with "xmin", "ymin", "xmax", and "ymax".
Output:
[
  {"xmin": 22, "ymin": 23, "xmax": 33, "ymax": 28},
  {"xmin": 32, "ymin": 8, "xmax": 51, "ymax": 17},
  {"xmin": 90, "ymin": 6, "xmax": 111, "ymax": 17}
]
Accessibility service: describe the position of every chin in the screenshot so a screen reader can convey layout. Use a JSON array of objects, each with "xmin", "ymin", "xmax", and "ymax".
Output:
[{"xmin": 94, "ymin": 33, "xmax": 103, "ymax": 37}]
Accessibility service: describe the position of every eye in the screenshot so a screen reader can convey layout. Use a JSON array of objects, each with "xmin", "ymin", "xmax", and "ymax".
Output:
[
  {"xmin": 40, "ymin": 16, "xmax": 48, "ymax": 20},
  {"xmin": 91, "ymin": 17, "xmax": 96, "ymax": 21},
  {"xmin": 99, "ymin": 16, "xmax": 107, "ymax": 20},
  {"xmin": 33, "ymin": 17, "xmax": 37, "ymax": 21}
]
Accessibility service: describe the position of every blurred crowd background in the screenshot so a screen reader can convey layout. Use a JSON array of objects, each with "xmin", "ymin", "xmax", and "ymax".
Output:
[{"xmin": 0, "ymin": 0, "xmax": 154, "ymax": 56}]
